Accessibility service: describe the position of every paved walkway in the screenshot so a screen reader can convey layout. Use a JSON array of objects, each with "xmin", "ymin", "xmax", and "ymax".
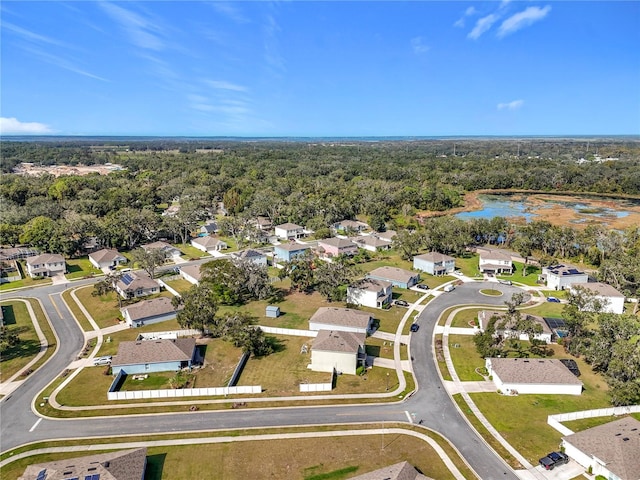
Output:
[{"xmin": 443, "ymin": 380, "xmax": 495, "ymax": 394}]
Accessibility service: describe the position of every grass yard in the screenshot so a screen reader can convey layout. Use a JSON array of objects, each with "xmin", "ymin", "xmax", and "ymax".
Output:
[
  {"xmin": 562, "ymin": 413, "xmax": 640, "ymax": 433},
  {"xmin": 56, "ymin": 367, "xmax": 115, "ymax": 406},
  {"xmin": 358, "ymin": 251, "xmax": 414, "ymax": 273},
  {"xmin": 65, "ymin": 257, "xmax": 101, "ymax": 280},
  {"xmin": 0, "ymin": 262, "xmax": 51, "ymax": 291},
  {"xmin": 450, "ymin": 308, "xmax": 484, "ymax": 328},
  {"xmin": 1, "ymin": 431, "xmax": 458, "ymax": 480},
  {"xmin": 0, "ymin": 301, "xmax": 42, "ymax": 381},
  {"xmin": 163, "ymin": 278, "xmax": 194, "ymax": 295},
  {"xmin": 391, "ymin": 288, "xmax": 424, "ymax": 303},
  {"xmin": 520, "ymin": 301, "xmax": 565, "ymax": 318},
  {"xmin": 497, "ymin": 261, "xmax": 541, "ymax": 286},
  {"xmin": 454, "ymin": 254, "xmax": 483, "ymax": 278},
  {"xmin": 62, "ymin": 288, "xmax": 93, "ymax": 331},
  {"xmin": 96, "ymin": 319, "xmax": 182, "ymax": 357},
  {"xmin": 468, "ymin": 344, "xmax": 612, "ymax": 464},
  {"xmin": 447, "ymin": 335, "xmax": 486, "ymax": 381},
  {"xmin": 177, "ymin": 243, "xmax": 210, "ymax": 260},
  {"xmin": 365, "ymin": 337, "xmax": 395, "ymax": 360},
  {"xmin": 194, "ymin": 338, "xmax": 245, "ymax": 387}
]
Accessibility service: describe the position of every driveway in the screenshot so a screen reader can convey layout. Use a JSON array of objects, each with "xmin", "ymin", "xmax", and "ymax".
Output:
[{"xmin": 531, "ymin": 460, "xmax": 584, "ymax": 480}]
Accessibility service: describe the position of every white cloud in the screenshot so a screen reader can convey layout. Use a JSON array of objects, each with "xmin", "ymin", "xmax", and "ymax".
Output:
[
  {"xmin": 3, "ymin": 21, "xmax": 69, "ymax": 48},
  {"xmin": 497, "ymin": 99, "xmax": 524, "ymax": 110},
  {"xmin": 465, "ymin": 6, "xmax": 477, "ymax": 16},
  {"xmin": 0, "ymin": 117, "xmax": 53, "ymax": 134},
  {"xmin": 411, "ymin": 37, "xmax": 430, "ymax": 54},
  {"xmin": 468, "ymin": 14, "xmax": 499, "ymax": 40},
  {"xmin": 210, "ymin": 2, "xmax": 249, "ymax": 24},
  {"xmin": 100, "ymin": 2, "xmax": 164, "ymax": 51},
  {"xmin": 454, "ymin": 6, "xmax": 477, "ymax": 28},
  {"xmin": 498, "ymin": 5, "xmax": 551, "ymax": 38},
  {"xmin": 205, "ymin": 80, "xmax": 248, "ymax": 92}
]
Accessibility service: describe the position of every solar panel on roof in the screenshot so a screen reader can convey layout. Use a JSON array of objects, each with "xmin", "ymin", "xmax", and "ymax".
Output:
[
  {"xmin": 544, "ymin": 317, "xmax": 567, "ymax": 329},
  {"xmin": 121, "ymin": 273, "xmax": 134, "ymax": 285}
]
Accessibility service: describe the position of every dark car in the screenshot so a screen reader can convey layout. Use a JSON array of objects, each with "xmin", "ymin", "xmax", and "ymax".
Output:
[
  {"xmin": 547, "ymin": 296, "xmax": 561, "ymax": 303},
  {"xmin": 394, "ymin": 300, "xmax": 409, "ymax": 307},
  {"xmin": 410, "ymin": 323, "xmax": 420, "ymax": 332},
  {"xmin": 416, "ymin": 284, "xmax": 429, "ymax": 290},
  {"xmin": 539, "ymin": 451, "xmax": 569, "ymax": 470}
]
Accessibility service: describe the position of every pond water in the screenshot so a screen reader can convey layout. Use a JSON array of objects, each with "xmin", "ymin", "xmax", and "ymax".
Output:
[{"xmin": 456, "ymin": 194, "xmax": 640, "ymax": 226}]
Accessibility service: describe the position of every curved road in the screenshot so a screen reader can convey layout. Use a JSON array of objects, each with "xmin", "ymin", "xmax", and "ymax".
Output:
[{"xmin": 1, "ymin": 279, "xmax": 523, "ymax": 480}]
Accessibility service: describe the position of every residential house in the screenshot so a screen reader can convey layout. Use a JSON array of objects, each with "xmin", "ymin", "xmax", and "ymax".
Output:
[
  {"xmin": 0, "ymin": 259, "xmax": 21, "ymax": 284},
  {"xmin": 25, "ymin": 254, "xmax": 66, "ymax": 278},
  {"xmin": 89, "ymin": 248, "xmax": 127, "ymax": 270},
  {"xmin": 352, "ymin": 235, "xmax": 392, "ymax": 252},
  {"xmin": 199, "ymin": 220, "xmax": 219, "ymax": 235},
  {"xmin": 366, "ymin": 266, "xmax": 420, "ymax": 289},
  {"xmin": 179, "ymin": 265, "xmax": 201, "ymax": 285},
  {"xmin": 232, "ymin": 249, "xmax": 267, "ymax": 266},
  {"xmin": 485, "ymin": 357, "xmax": 583, "ymax": 395},
  {"xmin": 478, "ymin": 310, "xmax": 554, "ymax": 344},
  {"xmin": 0, "ymin": 247, "xmax": 38, "ymax": 262},
  {"xmin": 310, "ymin": 329, "xmax": 366, "ymax": 375},
  {"xmin": 18, "ymin": 447, "xmax": 147, "ymax": 480},
  {"xmin": 255, "ymin": 216, "xmax": 273, "ymax": 231},
  {"xmin": 121, "ymin": 297, "xmax": 179, "ymax": 328},
  {"xmin": 332, "ymin": 219, "xmax": 369, "ymax": 234},
  {"xmin": 161, "ymin": 204, "xmax": 180, "ymax": 217},
  {"xmin": 349, "ymin": 462, "xmax": 432, "ymax": 480},
  {"xmin": 562, "ymin": 417, "xmax": 640, "ymax": 480},
  {"xmin": 115, "ymin": 272, "xmax": 160, "ymax": 299},
  {"xmin": 273, "ymin": 243, "xmax": 311, "ymax": 263},
  {"xmin": 111, "ymin": 338, "xmax": 196, "ymax": 375},
  {"xmin": 347, "ymin": 279, "xmax": 393, "ymax": 309},
  {"xmin": 317, "ymin": 237, "xmax": 359, "ymax": 259},
  {"xmin": 274, "ymin": 222, "xmax": 305, "ymax": 240},
  {"xmin": 141, "ymin": 241, "xmax": 182, "ymax": 260},
  {"xmin": 373, "ymin": 230, "xmax": 397, "ymax": 242},
  {"xmin": 541, "ymin": 264, "xmax": 589, "ymax": 290},
  {"xmin": 413, "ymin": 252, "xmax": 456, "ymax": 276},
  {"xmin": 309, "ymin": 307, "xmax": 373, "ymax": 335},
  {"xmin": 478, "ymin": 251, "xmax": 513, "ymax": 274},
  {"xmin": 569, "ymin": 282, "xmax": 625, "ymax": 314},
  {"xmin": 191, "ymin": 236, "xmax": 227, "ymax": 254}
]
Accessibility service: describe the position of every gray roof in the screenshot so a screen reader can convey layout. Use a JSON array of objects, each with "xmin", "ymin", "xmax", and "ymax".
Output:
[
  {"xmin": 142, "ymin": 241, "xmax": 174, "ymax": 251},
  {"xmin": 367, "ymin": 266, "xmax": 418, "ymax": 283},
  {"xmin": 275, "ymin": 243, "xmax": 310, "ymax": 252},
  {"xmin": 350, "ymin": 278, "xmax": 392, "ymax": 293},
  {"xmin": 489, "ymin": 358, "xmax": 583, "ymax": 386},
  {"xmin": 349, "ymin": 461, "xmax": 431, "ymax": 480},
  {"xmin": 26, "ymin": 253, "xmax": 65, "ymax": 265},
  {"xmin": 563, "ymin": 417, "xmax": 640, "ymax": 480},
  {"xmin": 180, "ymin": 264, "xmax": 201, "ymax": 281},
  {"xmin": 312, "ymin": 329, "xmax": 365, "ymax": 353},
  {"xmin": 414, "ymin": 251, "xmax": 454, "ymax": 263},
  {"xmin": 334, "ymin": 219, "xmax": 369, "ymax": 229},
  {"xmin": 480, "ymin": 251, "xmax": 512, "ymax": 262},
  {"xmin": 90, "ymin": 248, "xmax": 125, "ymax": 263},
  {"xmin": 310, "ymin": 307, "xmax": 372, "ymax": 329},
  {"xmin": 319, "ymin": 237, "xmax": 357, "ymax": 248},
  {"xmin": 112, "ymin": 338, "xmax": 196, "ymax": 367},
  {"xmin": 570, "ymin": 282, "xmax": 624, "ymax": 298},
  {"xmin": 353, "ymin": 236, "xmax": 392, "ymax": 248},
  {"xmin": 192, "ymin": 236, "xmax": 225, "ymax": 248},
  {"xmin": 19, "ymin": 447, "xmax": 147, "ymax": 480},
  {"xmin": 121, "ymin": 297, "xmax": 177, "ymax": 321},
  {"xmin": 275, "ymin": 222, "xmax": 303, "ymax": 230},
  {"xmin": 374, "ymin": 230, "xmax": 397, "ymax": 241},
  {"xmin": 116, "ymin": 272, "xmax": 159, "ymax": 292}
]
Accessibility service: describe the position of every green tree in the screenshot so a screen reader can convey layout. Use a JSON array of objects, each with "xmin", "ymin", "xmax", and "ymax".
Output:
[
  {"xmin": 172, "ymin": 284, "xmax": 218, "ymax": 334},
  {"xmin": 131, "ymin": 248, "xmax": 166, "ymax": 279}
]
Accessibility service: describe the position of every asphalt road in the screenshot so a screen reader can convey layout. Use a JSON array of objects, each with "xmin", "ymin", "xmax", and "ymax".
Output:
[{"xmin": 0, "ymin": 275, "xmax": 524, "ymax": 480}]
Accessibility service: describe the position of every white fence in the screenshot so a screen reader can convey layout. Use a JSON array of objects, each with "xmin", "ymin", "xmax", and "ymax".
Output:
[
  {"xmin": 259, "ymin": 326, "xmax": 317, "ymax": 337},
  {"xmin": 300, "ymin": 382, "xmax": 332, "ymax": 392},
  {"xmin": 157, "ymin": 279, "xmax": 180, "ymax": 297},
  {"xmin": 136, "ymin": 329, "xmax": 204, "ymax": 340},
  {"xmin": 548, "ymin": 405, "xmax": 640, "ymax": 435},
  {"xmin": 108, "ymin": 385, "xmax": 262, "ymax": 401}
]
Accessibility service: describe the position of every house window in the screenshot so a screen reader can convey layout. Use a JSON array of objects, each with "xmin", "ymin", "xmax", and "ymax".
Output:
[{"xmin": 145, "ymin": 364, "xmax": 150, "ymax": 370}]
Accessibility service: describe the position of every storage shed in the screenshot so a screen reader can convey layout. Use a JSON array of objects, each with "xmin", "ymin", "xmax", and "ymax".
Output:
[{"xmin": 266, "ymin": 305, "xmax": 280, "ymax": 318}]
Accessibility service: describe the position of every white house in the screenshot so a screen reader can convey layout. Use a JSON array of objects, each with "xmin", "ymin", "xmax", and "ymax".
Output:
[
  {"xmin": 232, "ymin": 249, "xmax": 267, "ymax": 266},
  {"xmin": 309, "ymin": 307, "xmax": 373, "ymax": 335},
  {"xmin": 191, "ymin": 236, "xmax": 227, "ymax": 254},
  {"xmin": 542, "ymin": 264, "xmax": 589, "ymax": 290},
  {"xmin": 562, "ymin": 417, "xmax": 640, "ymax": 480},
  {"xmin": 274, "ymin": 222, "xmax": 304, "ymax": 240},
  {"xmin": 413, "ymin": 252, "xmax": 455, "ymax": 276},
  {"xmin": 485, "ymin": 357, "xmax": 583, "ymax": 395},
  {"xmin": 310, "ymin": 329, "xmax": 365, "ymax": 375},
  {"xmin": 347, "ymin": 279, "xmax": 392, "ymax": 309},
  {"xmin": 179, "ymin": 265, "xmax": 201, "ymax": 285},
  {"xmin": 478, "ymin": 310, "xmax": 554, "ymax": 344},
  {"xmin": 366, "ymin": 266, "xmax": 420, "ymax": 289},
  {"xmin": 352, "ymin": 235, "xmax": 392, "ymax": 252},
  {"xmin": 25, "ymin": 254, "xmax": 66, "ymax": 278},
  {"xmin": 569, "ymin": 282, "xmax": 625, "ymax": 314},
  {"xmin": 115, "ymin": 272, "xmax": 160, "ymax": 299},
  {"xmin": 478, "ymin": 251, "xmax": 513, "ymax": 274},
  {"xmin": 89, "ymin": 249, "xmax": 127, "ymax": 270},
  {"xmin": 142, "ymin": 241, "xmax": 182, "ymax": 259},
  {"xmin": 121, "ymin": 297, "xmax": 179, "ymax": 328}
]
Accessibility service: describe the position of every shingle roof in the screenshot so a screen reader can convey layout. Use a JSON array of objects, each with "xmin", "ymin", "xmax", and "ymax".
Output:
[
  {"xmin": 19, "ymin": 447, "xmax": 147, "ymax": 480},
  {"xmin": 570, "ymin": 282, "xmax": 624, "ymax": 298},
  {"xmin": 353, "ymin": 236, "xmax": 392, "ymax": 248},
  {"xmin": 367, "ymin": 266, "xmax": 418, "ymax": 283},
  {"xmin": 112, "ymin": 338, "xmax": 196, "ymax": 366},
  {"xmin": 350, "ymin": 278, "xmax": 392, "ymax": 292},
  {"xmin": 312, "ymin": 329, "xmax": 365, "ymax": 353},
  {"xmin": 319, "ymin": 237, "xmax": 357, "ymax": 248},
  {"xmin": 562, "ymin": 417, "xmax": 640, "ymax": 480},
  {"xmin": 276, "ymin": 222, "xmax": 303, "ymax": 230},
  {"xmin": 90, "ymin": 248, "xmax": 125, "ymax": 263},
  {"xmin": 480, "ymin": 251, "xmax": 512, "ymax": 262},
  {"xmin": 489, "ymin": 358, "xmax": 583, "ymax": 386},
  {"xmin": 26, "ymin": 253, "xmax": 65, "ymax": 265},
  {"xmin": 544, "ymin": 264, "xmax": 585, "ymax": 276},
  {"xmin": 349, "ymin": 461, "xmax": 431, "ymax": 480},
  {"xmin": 374, "ymin": 230, "xmax": 397, "ymax": 241},
  {"xmin": 142, "ymin": 241, "xmax": 173, "ymax": 250},
  {"xmin": 414, "ymin": 251, "xmax": 455, "ymax": 263},
  {"xmin": 275, "ymin": 243, "xmax": 310, "ymax": 252},
  {"xmin": 116, "ymin": 272, "xmax": 159, "ymax": 292},
  {"xmin": 180, "ymin": 264, "xmax": 201, "ymax": 281},
  {"xmin": 309, "ymin": 307, "xmax": 372, "ymax": 329},
  {"xmin": 192, "ymin": 236, "xmax": 225, "ymax": 248},
  {"xmin": 121, "ymin": 297, "xmax": 177, "ymax": 321},
  {"xmin": 234, "ymin": 249, "xmax": 265, "ymax": 259}
]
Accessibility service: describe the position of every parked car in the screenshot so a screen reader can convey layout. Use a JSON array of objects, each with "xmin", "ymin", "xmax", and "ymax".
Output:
[
  {"xmin": 443, "ymin": 284, "xmax": 455, "ymax": 292},
  {"xmin": 93, "ymin": 356, "xmax": 112, "ymax": 366},
  {"xmin": 416, "ymin": 284, "xmax": 429, "ymax": 290},
  {"xmin": 498, "ymin": 279, "xmax": 512, "ymax": 285},
  {"xmin": 547, "ymin": 296, "xmax": 561, "ymax": 303},
  {"xmin": 394, "ymin": 299, "xmax": 409, "ymax": 307},
  {"xmin": 410, "ymin": 323, "xmax": 420, "ymax": 332},
  {"xmin": 539, "ymin": 451, "xmax": 569, "ymax": 470}
]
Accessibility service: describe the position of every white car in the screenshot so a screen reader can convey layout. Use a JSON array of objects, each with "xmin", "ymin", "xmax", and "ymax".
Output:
[
  {"xmin": 93, "ymin": 356, "xmax": 112, "ymax": 366},
  {"xmin": 443, "ymin": 284, "xmax": 455, "ymax": 292}
]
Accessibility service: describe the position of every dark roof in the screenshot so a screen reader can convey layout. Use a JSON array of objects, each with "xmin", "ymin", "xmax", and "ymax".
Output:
[
  {"xmin": 121, "ymin": 297, "xmax": 177, "ymax": 322},
  {"xmin": 234, "ymin": 249, "xmax": 266, "ymax": 259},
  {"xmin": 19, "ymin": 448, "xmax": 147, "ymax": 480},
  {"xmin": 112, "ymin": 338, "xmax": 195, "ymax": 367},
  {"xmin": 350, "ymin": 278, "xmax": 392, "ymax": 292},
  {"xmin": 563, "ymin": 417, "xmax": 640, "ymax": 480},
  {"xmin": 544, "ymin": 264, "xmax": 586, "ymax": 276}
]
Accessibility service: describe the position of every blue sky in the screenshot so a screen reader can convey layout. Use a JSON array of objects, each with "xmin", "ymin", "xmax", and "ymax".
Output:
[{"xmin": 1, "ymin": 1, "xmax": 639, "ymax": 136}]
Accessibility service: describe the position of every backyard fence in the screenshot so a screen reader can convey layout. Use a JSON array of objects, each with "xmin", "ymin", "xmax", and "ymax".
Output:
[
  {"xmin": 299, "ymin": 370, "xmax": 335, "ymax": 392},
  {"xmin": 136, "ymin": 329, "xmax": 205, "ymax": 341},
  {"xmin": 547, "ymin": 405, "xmax": 640, "ymax": 435},
  {"xmin": 258, "ymin": 326, "xmax": 317, "ymax": 337},
  {"xmin": 157, "ymin": 279, "xmax": 180, "ymax": 297},
  {"xmin": 107, "ymin": 385, "xmax": 262, "ymax": 401}
]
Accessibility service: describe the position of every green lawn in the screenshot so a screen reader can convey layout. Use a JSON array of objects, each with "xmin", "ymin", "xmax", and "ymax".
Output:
[
  {"xmin": 177, "ymin": 243, "xmax": 211, "ymax": 260},
  {"xmin": 164, "ymin": 278, "xmax": 195, "ymax": 295},
  {"xmin": 479, "ymin": 289, "xmax": 503, "ymax": 296},
  {"xmin": 450, "ymin": 308, "xmax": 483, "ymax": 328},
  {"xmin": 62, "ymin": 288, "xmax": 93, "ymax": 332},
  {"xmin": 448, "ymin": 335, "xmax": 485, "ymax": 381},
  {"xmin": 498, "ymin": 261, "xmax": 541, "ymax": 286},
  {"xmin": 0, "ymin": 262, "xmax": 51, "ymax": 291},
  {"xmin": 65, "ymin": 257, "xmax": 101, "ymax": 280},
  {"xmin": 366, "ymin": 337, "xmax": 395, "ymax": 360},
  {"xmin": 454, "ymin": 254, "xmax": 483, "ymax": 278},
  {"xmin": 0, "ymin": 301, "xmax": 42, "ymax": 381}
]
